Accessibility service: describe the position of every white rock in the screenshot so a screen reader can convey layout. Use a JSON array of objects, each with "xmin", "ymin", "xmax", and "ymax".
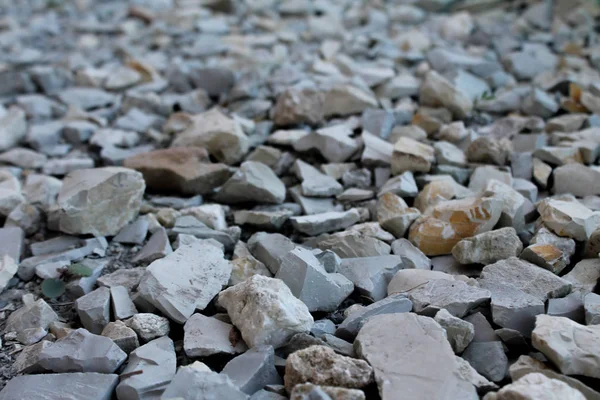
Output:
[
  {"xmin": 0, "ymin": 107, "xmax": 27, "ymax": 151},
  {"xmin": 538, "ymin": 199, "xmax": 600, "ymax": 241},
  {"xmin": 184, "ymin": 313, "xmax": 248, "ymax": 357},
  {"xmin": 218, "ymin": 275, "xmax": 314, "ymax": 348}
]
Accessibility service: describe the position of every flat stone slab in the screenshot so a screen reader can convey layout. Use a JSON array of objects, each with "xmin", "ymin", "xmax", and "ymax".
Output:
[{"xmin": 0, "ymin": 373, "xmax": 119, "ymax": 400}]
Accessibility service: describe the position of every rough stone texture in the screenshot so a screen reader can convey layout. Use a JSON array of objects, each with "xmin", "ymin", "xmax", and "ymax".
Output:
[
  {"xmin": 218, "ymin": 275, "xmax": 314, "ymax": 348},
  {"xmin": 0, "ymin": 373, "xmax": 119, "ymax": 400},
  {"xmin": 408, "ymin": 279, "xmax": 491, "ymax": 318},
  {"xmin": 289, "ymin": 384, "xmax": 365, "ymax": 400},
  {"xmin": 184, "ymin": 313, "xmax": 248, "ymax": 357},
  {"xmin": 75, "ymin": 287, "xmax": 110, "ymax": 334},
  {"xmin": 462, "ymin": 341, "xmax": 508, "ymax": 382},
  {"xmin": 284, "ymin": 345, "xmax": 373, "ymax": 392},
  {"xmin": 161, "ymin": 367, "xmax": 249, "ymax": 400},
  {"xmin": 215, "ymin": 161, "xmax": 285, "ymax": 204},
  {"xmin": 57, "ymin": 167, "xmax": 145, "ymax": 236},
  {"xmin": 5, "ymin": 298, "xmax": 58, "ymax": 345},
  {"xmin": 290, "ymin": 209, "xmax": 361, "ymax": 236},
  {"xmin": 355, "ymin": 313, "xmax": 475, "ymax": 400},
  {"xmin": 434, "ymin": 309, "xmax": 474, "ymax": 353},
  {"xmin": 38, "ymin": 328, "xmax": 127, "ymax": 373},
  {"xmin": 532, "ymin": 315, "xmax": 600, "ymax": 379},
  {"xmin": 127, "ymin": 313, "xmax": 170, "ymax": 342},
  {"xmin": 138, "ymin": 241, "xmax": 232, "ymax": 323},
  {"xmin": 484, "ymin": 372, "xmax": 585, "ymax": 400},
  {"xmin": 338, "ymin": 255, "xmax": 404, "ymax": 301},
  {"xmin": 222, "ymin": 345, "xmax": 283, "ymax": 395},
  {"xmin": 538, "ymin": 198, "xmax": 600, "ymax": 241},
  {"xmin": 452, "ymin": 228, "xmax": 523, "ymax": 265},
  {"xmin": 563, "ymin": 259, "xmax": 600, "ymax": 294},
  {"xmin": 116, "ymin": 336, "xmax": 177, "ymax": 400},
  {"xmin": 101, "ymin": 321, "xmax": 139, "ymax": 354}
]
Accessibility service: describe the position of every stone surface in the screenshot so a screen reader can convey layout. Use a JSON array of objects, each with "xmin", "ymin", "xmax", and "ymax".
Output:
[
  {"xmin": 434, "ymin": 309, "xmax": 474, "ymax": 353},
  {"xmin": 127, "ymin": 313, "xmax": 170, "ymax": 342},
  {"xmin": 5, "ymin": 298, "xmax": 58, "ymax": 345},
  {"xmin": 56, "ymin": 167, "xmax": 145, "ymax": 236},
  {"xmin": 485, "ymin": 373, "xmax": 586, "ymax": 400},
  {"xmin": 184, "ymin": 313, "xmax": 248, "ymax": 357},
  {"xmin": 284, "ymin": 345, "xmax": 373, "ymax": 392},
  {"xmin": 161, "ymin": 367, "xmax": 249, "ymax": 400},
  {"xmin": 407, "ymin": 279, "xmax": 491, "ymax": 318},
  {"xmin": 222, "ymin": 345, "xmax": 282, "ymax": 395},
  {"xmin": 0, "ymin": 373, "xmax": 119, "ymax": 400},
  {"xmin": 218, "ymin": 275, "xmax": 314, "ymax": 348},
  {"xmin": 215, "ymin": 161, "xmax": 285, "ymax": 204},
  {"xmin": 290, "ymin": 209, "xmax": 361, "ymax": 236},
  {"xmin": 75, "ymin": 287, "xmax": 111, "ymax": 334},
  {"xmin": 452, "ymin": 228, "xmax": 523, "ymax": 265},
  {"xmin": 462, "ymin": 341, "xmax": 507, "ymax": 382},
  {"xmin": 138, "ymin": 241, "xmax": 232, "ymax": 323}
]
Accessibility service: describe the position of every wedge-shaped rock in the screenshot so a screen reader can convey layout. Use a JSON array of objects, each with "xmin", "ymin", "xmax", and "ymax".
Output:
[
  {"xmin": 57, "ymin": 167, "xmax": 145, "ymax": 236},
  {"xmin": 117, "ymin": 336, "xmax": 176, "ymax": 400},
  {"xmin": 317, "ymin": 231, "xmax": 391, "ymax": 258},
  {"xmin": 284, "ymin": 345, "xmax": 373, "ymax": 392},
  {"xmin": 408, "ymin": 279, "xmax": 491, "ymax": 318},
  {"xmin": 273, "ymin": 87, "xmax": 324, "ymax": 126},
  {"xmin": 222, "ymin": 345, "xmax": 282, "ymax": 395},
  {"xmin": 419, "ymin": 71, "xmax": 473, "ymax": 119},
  {"xmin": 532, "ymin": 315, "xmax": 600, "ymax": 379},
  {"xmin": 452, "ymin": 228, "xmax": 523, "ymax": 265},
  {"xmin": 355, "ymin": 313, "xmax": 475, "ymax": 400},
  {"xmin": 138, "ymin": 241, "xmax": 232, "ymax": 323},
  {"xmin": 39, "ymin": 328, "xmax": 127, "ymax": 373},
  {"xmin": 520, "ymin": 243, "xmax": 569, "ymax": 274},
  {"xmin": 293, "ymin": 159, "xmax": 343, "ymax": 198},
  {"xmin": 338, "ymin": 255, "xmax": 404, "ymax": 301},
  {"xmin": 377, "ymin": 193, "xmax": 421, "ymax": 238},
  {"xmin": 171, "ymin": 108, "xmax": 249, "ymax": 164},
  {"xmin": 215, "ymin": 161, "xmax": 285, "ymax": 204},
  {"xmin": 290, "ymin": 209, "xmax": 360, "ymax": 236},
  {"xmin": 391, "ymin": 137, "xmax": 435, "ymax": 175},
  {"xmin": 480, "ymin": 258, "xmax": 571, "ymax": 302},
  {"xmin": 184, "ymin": 313, "xmax": 248, "ymax": 357},
  {"xmin": 554, "ymin": 164, "xmax": 600, "ymax": 197},
  {"xmin": 362, "ymin": 131, "xmax": 393, "ymax": 167},
  {"xmin": 323, "ymin": 84, "xmax": 378, "ymax": 117},
  {"xmin": 0, "ymin": 373, "xmax": 119, "ymax": 400},
  {"xmin": 247, "ymin": 232, "xmax": 295, "ymax": 274},
  {"xmin": 434, "ymin": 309, "xmax": 474, "ymax": 354},
  {"xmin": 538, "ymin": 198, "xmax": 600, "ymax": 241},
  {"xmin": 276, "ymin": 247, "xmax": 353, "ymax": 312},
  {"xmin": 563, "ymin": 259, "xmax": 600, "ymax": 294},
  {"xmin": 75, "ymin": 287, "xmax": 110, "ymax": 334},
  {"xmin": 294, "ymin": 124, "xmax": 359, "ymax": 163},
  {"xmin": 124, "ymin": 147, "xmax": 231, "ymax": 195},
  {"xmin": 484, "ymin": 179, "xmax": 526, "ymax": 231},
  {"xmin": 5, "ymin": 298, "xmax": 58, "ymax": 345},
  {"xmin": 218, "ymin": 275, "xmax": 314, "ymax": 348}
]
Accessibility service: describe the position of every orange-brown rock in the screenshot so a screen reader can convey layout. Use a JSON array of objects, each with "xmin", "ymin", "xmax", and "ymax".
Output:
[
  {"xmin": 520, "ymin": 244, "xmax": 569, "ymax": 274},
  {"xmin": 414, "ymin": 179, "xmax": 472, "ymax": 213},
  {"xmin": 124, "ymin": 147, "xmax": 232, "ymax": 195},
  {"xmin": 409, "ymin": 196, "xmax": 503, "ymax": 256}
]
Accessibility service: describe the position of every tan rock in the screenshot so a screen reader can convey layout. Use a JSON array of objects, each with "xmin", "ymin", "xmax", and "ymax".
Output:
[
  {"xmin": 290, "ymin": 383, "xmax": 365, "ymax": 400},
  {"xmin": 537, "ymin": 198, "xmax": 600, "ymax": 241},
  {"xmin": 419, "ymin": 71, "xmax": 473, "ymax": 118},
  {"xmin": 391, "ymin": 137, "xmax": 435, "ymax": 175},
  {"xmin": 377, "ymin": 193, "xmax": 421, "ymax": 238},
  {"xmin": 284, "ymin": 345, "xmax": 373, "ymax": 392},
  {"xmin": 124, "ymin": 147, "xmax": 231, "ymax": 195},
  {"xmin": 452, "ymin": 227, "xmax": 523, "ymax": 265},
  {"xmin": 484, "ymin": 372, "xmax": 585, "ymax": 400},
  {"xmin": 273, "ymin": 87, "xmax": 324, "ymax": 126},
  {"xmin": 323, "ymin": 84, "xmax": 378, "ymax": 117},
  {"xmin": 520, "ymin": 244, "xmax": 569, "ymax": 274},
  {"xmin": 414, "ymin": 179, "xmax": 472, "ymax": 213},
  {"xmin": 171, "ymin": 108, "xmax": 250, "ymax": 164},
  {"xmin": 532, "ymin": 158, "xmax": 552, "ymax": 189}
]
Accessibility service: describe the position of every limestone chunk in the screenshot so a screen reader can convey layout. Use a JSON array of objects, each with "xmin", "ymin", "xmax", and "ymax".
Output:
[
  {"xmin": 391, "ymin": 137, "xmax": 435, "ymax": 175},
  {"xmin": 184, "ymin": 313, "xmax": 248, "ymax": 357},
  {"xmin": 538, "ymin": 198, "xmax": 600, "ymax": 241},
  {"xmin": 215, "ymin": 161, "xmax": 286, "ymax": 204},
  {"xmin": 419, "ymin": 71, "xmax": 473, "ymax": 119},
  {"xmin": 452, "ymin": 228, "xmax": 523, "ymax": 265},
  {"xmin": 273, "ymin": 87, "xmax": 324, "ymax": 126}
]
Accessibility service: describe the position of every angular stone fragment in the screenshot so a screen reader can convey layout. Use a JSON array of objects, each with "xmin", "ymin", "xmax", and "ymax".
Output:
[
  {"xmin": 161, "ymin": 367, "xmax": 248, "ymax": 400},
  {"xmin": 563, "ymin": 259, "xmax": 600, "ymax": 294},
  {"xmin": 408, "ymin": 279, "xmax": 491, "ymax": 318},
  {"xmin": 117, "ymin": 336, "xmax": 176, "ymax": 400},
  {"xmin": 0, "ymin": 373, "xmax": 119, "ymax": 400},
  {"xmin": 317, "ymin": 231, "xmax": 391, "ymax": 258},
  {"xmin": 420, "ymin": 71, "xmax": 473, "ymax": 118},
  {"xmin": 0, "ymin": 107, "xmax": 27, "ymax": 152},
  {"xmin": 289, "ymin": 383, "xmax": 365, "ymax": 400},
  {"xmin": 124, "ymin": 147, "xmax": 231, "ymax": 195},
  {"xmin": 75, "ymin": 287, "xmax": 110, "ymax": 334},
  {"xmin": 520, "ymin": 243, "xmax": 569, "ymax": 274},
  {"xmin": 434, "ymin": 309, "xmax": 474, "ymax": 353},
  {"xmin": 5, "ymin": 298, "xmax": 58, "ymax": 345},
  {"xmin": 323, "ymin": 84, "xmax": 378, "ymax": 117},
  {"xmin": 171, "ymin": 108, "xmax": 249, "ymax": 164},
  {"xmin": 284, "ymin": 345, "xmax": 373, "ymax": 392},
  {"xmin": 276, "ymin": 247, "xmax": 353, "ymax": 312},
  {"xmin": 532, "ymin": 315, "xmax": 600, "ymax": 379},
  {"xmin": 377, "ymin": 193, "xmax": 421, "ymax": 238},
  {"xmin": 452, "ymin": 228, "xmax": 522, "ymax": 265},
  {"xmin": 184, "ymin": 313, "xmax": 248, "ymax": 357},
  {"xmin": 230, "ymin": 241, "xmax": 272, "ymax": 286},
  {"xmin": 585, "ymin": 293, "xmax": 600, "ymax": 326},
  {"xmin": 39, "ymin": 328, "xmax": 127, "ymax": 373},
  {"xmin": 338, "ymin": 255, "xmax": 404, "ymax": 301},
  {"xmin": 362, "ymin": 131, "xmax": 393, "ymax": 166},
  {"xmin": 110, "ymin": 286, "xmax": 137, "ymax": 320},
  {"xmin": 138, "ymin": 241, "xmax": 231, "ymax": 323},
  {"xmin": 101, "ymin": 321, "xmax": 139, "ymax": 354},
  {"xmin": 480, "ymin": 257, "xmax": 571, "ymax": 301},
  {"xmin": 336, "ymin": 294, "xmax": 412, "ymax": 341},
  {"xmin": 273, "ymin": 87, "xmax": 324, "ymax": 126},
  {"xmin": 0, "ymin": 255, "xmax": 17, "ymax": 293},
  {"xmin": 538, "ymin": 198, "xmax": 600, "ymax": 241},
  {"xmin": 487, "ymin": 372, "xmax": 585, "ymax": 400},
  {"xmin": 462, "ymin": 341, "xmax": 507, "ymax": 382},
  {"xmin": 530, "ymin": 227, "xmax": 576, "ymax": 263},
  {"xmin": 222, "ymin": 345, "xmax": 282, "ymax": 395},
  {"xmin": 355, "ymin": 313, "xmax": 474, "ymax": 400},
  {"xmin": 391, "ymin": 137, "xmax": 435, "ymax": 175},
  {"xmin": 293, "ymin": 159, "xmax": 343, "ymax": 198},
  {"xmin": 290, "ymin": 209, "xmax": 360, "ymax": 236},
  {"xmin": 127, "ymin": 313, "xmax": 170, "ymax": 342},
  {"xmin": 294, "ymin": 124, "xmax": 359, "ymax": 163},
  {"xmin": 391, "ymin": 238, "xmax": 431, "ymax": 269},
  {"xmin": 113, "ymin": 219, "xmax": 149, "ymax": 245},
  {"xmin": 215, "ymin": 161, "xmax": 285, "ymax": 204},
  {"xmin": 57, "ymin": 167, "xmax": 145, "ymax": 236},
  {"xmin": 11, "ymin": 340, "xmax": 52, "ymax": 375},
  {"xmin": 219, "ymin": 275, "xmax": 314, "ymax": 348},
  {"xmin": 247, "ymin": 232, "xmax": 296, "ymax": 274}
]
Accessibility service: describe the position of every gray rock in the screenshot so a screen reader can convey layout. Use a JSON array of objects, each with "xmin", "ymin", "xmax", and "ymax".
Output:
[
  {"xmin": 585, "ymin": 293, "xmax": 600, "ymax": 325},
  {"xmin": 0, "ymin": 107, "xmax": 27, "ymax": 152},
  {"xmin": 390, "ymin": 238, "xmax": 431, "ymax": 269},
  {"xmin": 57, "ymin": 87, "xmax": 116, "ymax": 110},
  {"xmin": 521, "ymin": 88, "xmax": 558, "ymax": 118},
  {"xmin": 338, "ymin": 255, "xmax": 404, "ymax": 301},
  {"xmin": 547, "ymin": 292, "xmax": 585, "ymax": 324},
  {"xmin": 452, "ymin": 228, "xmax": 523, "ymax": 265},
  {"xmin": 408, "ymin": 279, "xmax": 491, "ymax": 318},
  {"xmin": 317, "ymin": 231, "xmax": 391, "ymax": 258},
  {"xmin": 184, "ymin": 313, "xmax": 247, "ymax": 357},
  {"xmin": 97, "ymin": 268, "xmax": 145, "ymax": 293},
  {"xmin": 161, "ymin": 368, "xmax": 249, "ymax": 400},
  {"xmin": 362, "ymin": 108, "xmax": 395, "ymax": 139},
  {"xmin": 355, "ymin": 313, "xmax": 475, "ymax": 400},
  {"xmin": 110, "ymin": 286, "xmax": 138, "ymax": 320},
  {"xmin": 138, "ymin": 241, "xmax": 232, "ymax": 323},
  {"xmin": 276, "ymin": 247, "xmax": 353, "ymax": 312},
  {"xmin": 0, "ymin": 373, "xmax": 119, "ymax": 400},
  {"xmin": 127, "ymin": 313, "xmax": 170, "ymax": 342},
  {"xmin": 5, "ymin": 298, "xmax": 58, "ymax": 345},
  {"xmin": 247, "ymin": 232, "xmax": 296, "ymax": 275},
  {"xmin": 116, "ymin": 336, "xmax": 177, "ymax": 400},
  {"xmin": 75, "ymin": 287, "xmax": 111, "ymax": 334},
  {"xmin": 215, "ymin": 161, "xmax": 285, "ymax": 204},
  {"xmin": 293, "ymin": 160, "xmax": 343, "ymax": 197},
  {"xmin": 288, "ymin": 383, "xmax": 365, "ymax": 400},
  {"xmin": 222, "ymin": 345, "xmax": 283, "ymax": 395},
  {"xmin": 378, "ymin": 171, "xmax": 419, "ymax": 198},
  {"xmin": 434, "ymin": 309, "xmax": 474, "ymax": 354},
  {"xmin": 39, "ymin": 328, "xmax": 127, "ymax": 373},
  {"xmin": 101, "ymin": 321, "xmax": 139, "ymax": 354},
  {"xmin": 218, "ymin": 275, "xmax": 314, "ymax": 349},
  {"xmin": 461, "ymin": 341, "xmax": 507, "ymax": 382},
  {"xmin": 311, "ymin": 320, "xmax": 336, "ymax": 338},
  {"xmin": 294, "ymin": 124, "xmax": 359, "ymax": 163},
  {"xmin": 335, "ymin": 294, "xmax": 413, "ymax": 341},
  {"xmin": 0, "ymin": 227, "xmax": 24, "ymax": 263},
  {"xmin": 290, "ymin": 209, "xmax": 361, "ymax": 236},
  {"xmin": 57, "ymin": 167, "xmax": 145, "ymax": 236},
  {"xmin": 12, "ymin": 340, "xmax": 52, "ymax": 375},
  {"xmin": 171, "ymin": 216, "xmax": 236, "ymax": 251},
  {"xmin": 479, "ymin": 257, "xmax": 572, "ymax": 301},
  {"xmin": 563, "ymin": 259, "xmax": 600, "ymax": 294},
  {"xmin": 113, "ymin": 219, "xmax": 149, "ymax": 245},
  {"xmin": 553, "ymin": 164, "xmax": 600, "ymax": 197}
]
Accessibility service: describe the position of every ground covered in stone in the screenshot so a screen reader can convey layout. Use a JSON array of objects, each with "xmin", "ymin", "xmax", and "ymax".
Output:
[{"xmin": 0, "ymin": 0, "xmax": 599, "ymax": 399}]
